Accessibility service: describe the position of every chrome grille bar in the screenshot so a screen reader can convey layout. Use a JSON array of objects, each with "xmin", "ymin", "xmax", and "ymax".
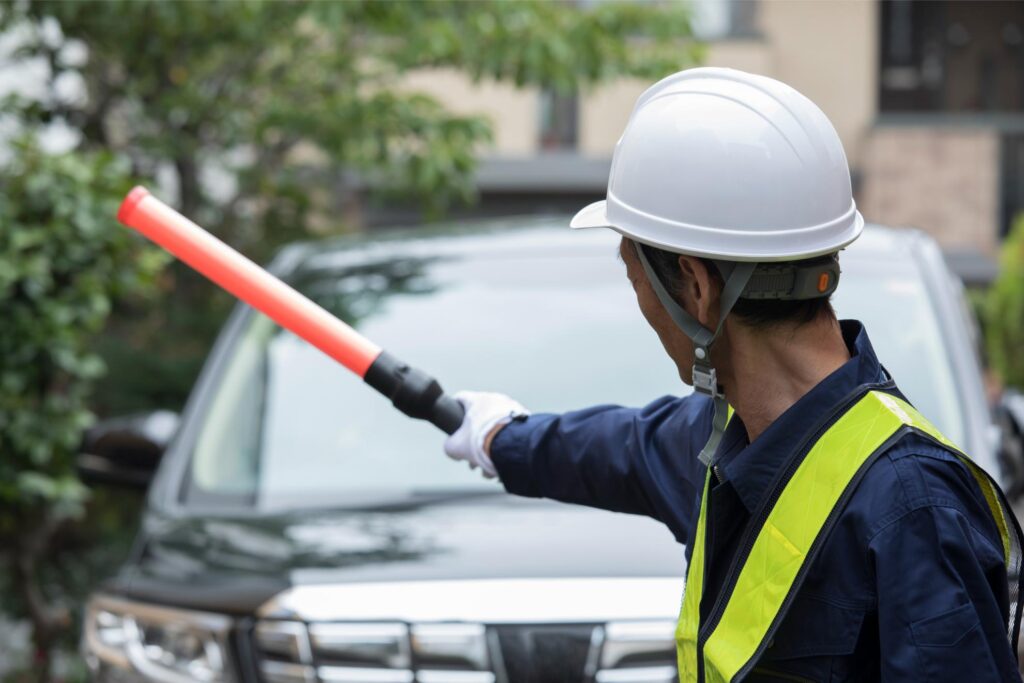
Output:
[{"xmin": 252, "ymin": 617, "xmax": 678, "ymax": 683}]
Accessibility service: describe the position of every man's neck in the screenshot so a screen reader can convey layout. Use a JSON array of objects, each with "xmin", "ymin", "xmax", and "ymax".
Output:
[{"xmin": 720, "ymin": 317, "xmax": 851, "ymax": 443}]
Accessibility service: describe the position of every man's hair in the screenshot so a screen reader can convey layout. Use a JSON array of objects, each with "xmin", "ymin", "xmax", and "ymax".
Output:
[{"xmin": 636, "ymin": 242, "xmax": 836, "ymax": 329}]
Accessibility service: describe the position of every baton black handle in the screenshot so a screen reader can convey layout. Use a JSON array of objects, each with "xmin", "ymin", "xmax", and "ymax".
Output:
[{"xmin": 363, "ymin": 351, "xmax": 466, "ymax": 435}]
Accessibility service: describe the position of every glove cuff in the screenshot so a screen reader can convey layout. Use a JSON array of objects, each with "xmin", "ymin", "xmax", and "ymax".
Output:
[{"xmin": 473, "ymin": 409, "xmax": 529, "ymax": 478}]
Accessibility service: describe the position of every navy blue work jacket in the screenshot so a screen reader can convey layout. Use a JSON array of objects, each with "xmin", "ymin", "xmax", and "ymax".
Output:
[{"xmin": 491, "ymin": 320, "xmax": 1019, "ymax": 682}]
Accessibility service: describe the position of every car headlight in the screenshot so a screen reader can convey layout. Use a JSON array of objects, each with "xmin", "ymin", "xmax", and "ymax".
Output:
[{"xmin": 83, "ymin": 594, "xmax": 235, "ymax": 683}]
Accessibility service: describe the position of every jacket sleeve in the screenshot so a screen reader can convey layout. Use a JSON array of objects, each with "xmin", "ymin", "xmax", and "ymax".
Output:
[
  {"xmin": 870, "ymin": 478, "xmax": 1019, "ymax": 682},
  {"xmin": 489, "ymin": 394, "xmax": 713, "ymax": 543}
]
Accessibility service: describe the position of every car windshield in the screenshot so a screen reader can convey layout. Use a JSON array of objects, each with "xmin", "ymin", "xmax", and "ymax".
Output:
[{"xmin": 185, "ymin": 228, "xmax": 966, "ymax": 509}]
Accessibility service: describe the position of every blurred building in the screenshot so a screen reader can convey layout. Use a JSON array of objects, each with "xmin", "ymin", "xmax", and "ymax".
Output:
[{"xmin": 378, "ymin": 0, "xmax": 1024, "ymax": 270}]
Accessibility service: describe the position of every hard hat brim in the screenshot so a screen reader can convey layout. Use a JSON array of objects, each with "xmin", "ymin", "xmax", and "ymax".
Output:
[
  {"xmin": 570, "ymin": 198, "xmax": 864, "ymax": 261},
  {"xmin": 569, "ymin": 200, "xmax": 609, "ymax": 230}
]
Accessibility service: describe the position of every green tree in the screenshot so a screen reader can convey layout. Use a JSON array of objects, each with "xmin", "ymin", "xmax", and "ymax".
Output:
[
  {"xmin": 3, "ymin": 0, "xmax": 703, "ymax": 412},
  {"xmin": 0, "ymin": 138, "xmax": 166, "ymax": 681},
  {"xmin": 986, "ymin": 215, "xmax": 1024, "ymax": 389},
  {"xmin": 9, "ymin": 1, "xmax": 699, "ymax": 225}
]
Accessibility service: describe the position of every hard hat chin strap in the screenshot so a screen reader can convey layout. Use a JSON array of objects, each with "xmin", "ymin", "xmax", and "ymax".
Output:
[{"xmin": 633, "ymin": 244, "xmax": 756, "ymax": 467}]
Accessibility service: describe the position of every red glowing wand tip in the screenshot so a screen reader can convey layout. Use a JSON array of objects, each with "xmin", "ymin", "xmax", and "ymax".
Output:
[{"xmin": 118, "ymin": 186, "xmax": 151, "ymax": 225}]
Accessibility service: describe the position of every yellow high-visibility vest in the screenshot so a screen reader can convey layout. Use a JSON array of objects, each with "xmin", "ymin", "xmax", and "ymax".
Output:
[{"xmin": 676, "ymin": 390, "xmax": 1022, "ymax": 683}]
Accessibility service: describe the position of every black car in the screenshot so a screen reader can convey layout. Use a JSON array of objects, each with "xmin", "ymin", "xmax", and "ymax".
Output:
[{"xmin": 80, "ymin": 219, "xmax": 1018, "ymax": 683}]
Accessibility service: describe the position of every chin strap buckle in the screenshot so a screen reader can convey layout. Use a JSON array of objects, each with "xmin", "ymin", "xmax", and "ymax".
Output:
[{"xmin": 692, "ymin": 350, "xmax": 725, "ymax": 400}]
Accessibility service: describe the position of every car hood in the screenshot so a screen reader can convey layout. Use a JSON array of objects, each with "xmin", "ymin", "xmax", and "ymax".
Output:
[{"xmin": 110, "ymin": 492, "xmax": 685, "ymax": 614}]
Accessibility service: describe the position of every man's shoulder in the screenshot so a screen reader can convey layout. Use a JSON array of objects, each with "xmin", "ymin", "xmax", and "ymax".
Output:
[
  {"xmin": 880, "ymin": 432, "xmax": 983, "ymax": 506},
  {"xmin": 854, "ymin": 431, "xmax": 998, "ymax": 540}
]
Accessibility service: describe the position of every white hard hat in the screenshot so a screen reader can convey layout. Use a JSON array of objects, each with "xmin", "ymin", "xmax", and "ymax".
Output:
[
  {"xmin": 572, "ymin": 68, "xmax": 863, "ymax": 463},
  {"xmin": 571, "ymin": 67, "xmax": 863, "ymax": 262}
]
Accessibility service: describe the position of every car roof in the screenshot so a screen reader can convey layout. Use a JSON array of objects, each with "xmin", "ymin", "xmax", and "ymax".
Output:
[{"xmin": 276, "ymin": 217, "xmax": 927, "ymax": 279}]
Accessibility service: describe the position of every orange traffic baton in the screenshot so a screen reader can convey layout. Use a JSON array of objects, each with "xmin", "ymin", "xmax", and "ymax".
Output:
[{"xmin": 117, "ymin": 186, "xmax": 466, "ymax": 434}]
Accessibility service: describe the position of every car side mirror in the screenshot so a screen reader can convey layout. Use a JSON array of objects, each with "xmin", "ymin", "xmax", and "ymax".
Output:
[
  {"xmin": 77, "ymin": 410, "xmax": 180, "ymax": 489},
  {"xmin": 996, "ymin": 390, "xmax": 1024, "ymax": 499}
]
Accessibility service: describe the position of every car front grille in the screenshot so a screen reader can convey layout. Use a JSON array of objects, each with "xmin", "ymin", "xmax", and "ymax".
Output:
[
  {"xmin": 492, "ymin": 625, "xmax": 597, "ymax": 683},
  {"xmin": 252, "ymin": 619, "xmax": 677, "ymax": 683}
]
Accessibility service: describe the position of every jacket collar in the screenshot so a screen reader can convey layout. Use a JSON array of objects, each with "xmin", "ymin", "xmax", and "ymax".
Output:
[{"xmin": 715, "ymin": 320, "xmax": 886, "ymax": 513}]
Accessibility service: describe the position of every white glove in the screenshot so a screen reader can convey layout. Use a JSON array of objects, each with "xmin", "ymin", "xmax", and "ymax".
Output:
[{"xmin": 443, "ymin": 391, "xmax": 530, "ymax": 478}]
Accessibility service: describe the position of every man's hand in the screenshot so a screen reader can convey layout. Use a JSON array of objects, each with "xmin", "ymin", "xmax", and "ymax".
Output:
[{"xmin": 443, "ymin": 391, "xmax": 530, "ymax": 478}]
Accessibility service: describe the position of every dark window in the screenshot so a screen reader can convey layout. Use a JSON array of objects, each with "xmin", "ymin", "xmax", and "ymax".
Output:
[
  {"xmin": 1002, "ymin": 134, "xmax": 1024, "ymax": 237},
  {"xmin": 690, "ymin": 0, "xmax": 760, "ymax": 39},
  {"xmin": 539, "ymin": 89, "xmax": 578, "ymax": 151},
  {"xmin": 880, "ymin": 0, "xmax": 1024, "ymax": 113}
]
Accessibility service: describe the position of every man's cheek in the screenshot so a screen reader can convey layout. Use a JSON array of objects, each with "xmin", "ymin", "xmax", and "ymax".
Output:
[{"xmin": 636, "ymin": 293, "xmax": 660, "ymax": 328}]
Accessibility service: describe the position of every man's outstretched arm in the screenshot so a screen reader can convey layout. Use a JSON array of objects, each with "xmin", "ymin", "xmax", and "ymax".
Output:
[{"xmin": 445, "ymin": 392, "xmax": 714, "ymax": 543}]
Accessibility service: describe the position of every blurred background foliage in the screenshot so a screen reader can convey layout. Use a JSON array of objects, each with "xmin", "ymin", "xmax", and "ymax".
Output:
[
  {"xmin": 986, "ymin": 215, "xmax": 1024, "ymax": 391},
  {"xmin": 0, "ymin": 1, "xmax": 700, "ymax": 679},
  {"xmin": 3, "ymin": 0, "xmax": 702, "ymax": 418},
  {"xmin": 0, "ymin": 138, "xmax": 164, "ymax": 681}
]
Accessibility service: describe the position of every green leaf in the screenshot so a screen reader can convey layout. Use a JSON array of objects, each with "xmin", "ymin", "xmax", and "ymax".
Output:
[{"xmin": 987, "ymin": 214, "xmax": 1024, "ymax": 388}]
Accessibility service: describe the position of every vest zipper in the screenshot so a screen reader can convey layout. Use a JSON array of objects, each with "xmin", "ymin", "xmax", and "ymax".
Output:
[{"xmin": 694, "ymin": 381, "xmax": 896, "ymax": 668}]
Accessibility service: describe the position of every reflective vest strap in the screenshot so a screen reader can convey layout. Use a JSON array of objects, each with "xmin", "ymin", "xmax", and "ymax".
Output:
[
  {"xmin": 972, "ymin": 468, "xmax": 1013, "ymax": 567},
  {"xmin": 676, "ymin": 467, "xmax": 711, "ymax": 681},
  {"xmin": 678, "ymin": 407, "xmax": 733, "ymax": 680},
  {"xmin": 701, "ymin": 391, "xmax": 908, "ymax": 682}
]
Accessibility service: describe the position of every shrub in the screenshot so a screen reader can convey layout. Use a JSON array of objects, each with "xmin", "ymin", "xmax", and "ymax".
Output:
[
  {"xmin": 986, "ymin": 214, "xmax": 1024, "ymax": 390},
  {"xmin": 0, "ymin": 138, "xmax": 165, "ymax": 679}
]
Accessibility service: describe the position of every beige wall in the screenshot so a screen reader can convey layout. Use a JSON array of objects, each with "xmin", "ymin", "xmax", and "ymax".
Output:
[
  {"xmin": 401, "ymin": 2, "xmax": 879, "ymax": 165},
  {"xmin": 860, "ymin": 126, "xmax": 1002, "ymax": 255},
  {"xmin": 401, "ymin": 68, "xmax": 539, "ymax": 157},
  {"xmin": 755, "ymin": 0, "xmax": 877, "ymax": 168}
]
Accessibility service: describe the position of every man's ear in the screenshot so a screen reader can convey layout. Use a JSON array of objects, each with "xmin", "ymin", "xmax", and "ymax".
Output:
[{"xmin": 676, "ymin": 255, "xmax": 719, "ymax": 328}]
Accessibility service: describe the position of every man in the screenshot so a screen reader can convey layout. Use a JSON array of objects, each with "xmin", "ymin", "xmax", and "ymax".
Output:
[{"xmin": 443, "ymin": 68, "xmax": 1024, "ymax": 681}]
